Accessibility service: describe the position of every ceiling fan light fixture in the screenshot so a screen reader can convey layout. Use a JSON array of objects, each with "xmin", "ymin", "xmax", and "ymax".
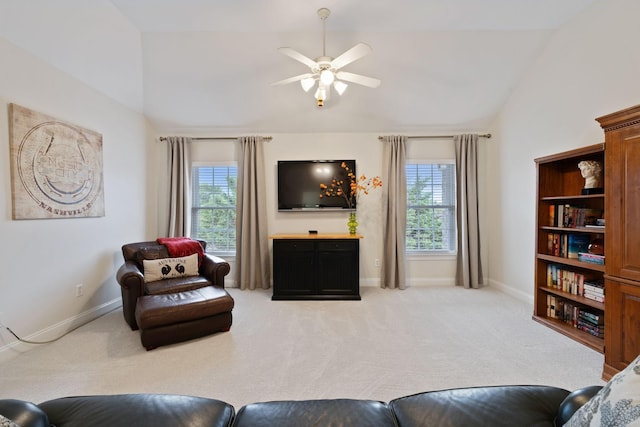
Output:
[
  {"xmin": 300, "ymin": 77, "xmax": 316, "ymax": 92},
  {"xmin": 272, "ymin": 7, "xmax": 379, "ymax": 107},
  {"xmin": 315, "ymin": 84, "xmax": 328, "ymax": 108},
  {"xmin": 320, "ymin": 69, "xmax": 335, "ymax": 85},
  {"xmin": 333, "ymin": 80, "xmax": 348, "ymax": 95},
  {"xmin": 314, "ymin": 86, "xmax": 327, "ymax": 100}
]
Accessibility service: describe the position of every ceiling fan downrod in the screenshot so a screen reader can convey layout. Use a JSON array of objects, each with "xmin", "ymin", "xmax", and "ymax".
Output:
[{"xmin": 318, "ymin": 8, "xmax": 330, "ymax": 57}]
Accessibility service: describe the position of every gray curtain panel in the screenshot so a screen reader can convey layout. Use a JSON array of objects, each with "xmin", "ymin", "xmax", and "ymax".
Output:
[
  {"xmin": 454, "ymin": 134, "xmax": 483, "ymax": 289},
  {"xmin": 236, "ymin": 136, "xmax": 270, "ymax": 290},
  {"xmin": 165, "ymin": 136, "xmax": 192, "ymax": 237},
  {"xmin": 381, "ymin": 135, "xmax": 407, "ymax": 289}
]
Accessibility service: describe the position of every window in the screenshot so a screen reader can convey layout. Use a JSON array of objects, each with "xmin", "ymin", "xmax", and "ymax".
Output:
[
  {"xmin": 191, "ymin": 165, "xmax": 237, "ymax": 253},
  {"xmin": 406, "ymin": 163, "xmax": 456, "ymax": 253}
]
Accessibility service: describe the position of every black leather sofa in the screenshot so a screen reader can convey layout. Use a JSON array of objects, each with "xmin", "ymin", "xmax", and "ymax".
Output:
[{"xmin": 0, "ymin": 384, "xmax": 602, "ymax": 427}]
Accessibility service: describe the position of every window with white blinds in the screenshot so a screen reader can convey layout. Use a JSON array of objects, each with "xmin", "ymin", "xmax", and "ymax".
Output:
[
  {"xmin": 406, "ymin": 163, "xmax": 456, "ymax": 252},
  {"xmin": 191, "ymin": 165, "xmax": 237, "ymax": 253}
]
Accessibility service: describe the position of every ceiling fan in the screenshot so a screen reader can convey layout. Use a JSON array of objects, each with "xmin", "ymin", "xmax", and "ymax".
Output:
[{"xmin": 272, "ymin": 7, "xmax": 381, "ymax": 108}]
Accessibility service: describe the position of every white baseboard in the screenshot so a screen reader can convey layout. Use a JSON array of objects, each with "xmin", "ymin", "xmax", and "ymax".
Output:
[
  {"xmin": 0, "ymin": 298, "xmax": 122, "ymax": 364},
  {"xmin": 487, "ymin": 278, "xmax": 533, "ymax": 305},
  {"xmin": 362, "ymin": 277, "xmax": 458, "ymax": 287}
]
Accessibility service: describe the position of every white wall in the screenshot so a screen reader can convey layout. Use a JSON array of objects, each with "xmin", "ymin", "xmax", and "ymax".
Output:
[
  {"xmin": 189, "ymin": 133, "xmax": 463, "ymax": 287},
  {"xmin": 0, "ymin": 36, "xmax": 151, "ymax": 360},
  {"xmin": 486, "ymin": 0, "xmax": 640, "ymax": 301}
]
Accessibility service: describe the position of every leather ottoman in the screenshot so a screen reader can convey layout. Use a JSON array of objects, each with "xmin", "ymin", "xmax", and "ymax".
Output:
[{"xmin": 134, "ymin": 286, "xmax": 234, "ymax": 350}]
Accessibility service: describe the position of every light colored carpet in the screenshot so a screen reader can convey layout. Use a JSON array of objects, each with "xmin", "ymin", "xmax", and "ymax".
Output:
[{"xmin": 0, "ymin": 286, "xmax": 605, "ymax": 408}]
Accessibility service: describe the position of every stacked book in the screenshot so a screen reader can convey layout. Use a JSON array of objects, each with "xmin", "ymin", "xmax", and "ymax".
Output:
[
  {"xmin": 583, "ymin": 280, "xmax": 605, "ymax": 303},
  {"xmin": 545, "ymin": 295, "xmax": 604, "ymax": 338},
  {"xmin": 578, "ymin": 252, "xmax": 605, "ymax": 265},
  {"xmin": 576, "ymin": 310, "xmax": 604, "ymax": 338}
]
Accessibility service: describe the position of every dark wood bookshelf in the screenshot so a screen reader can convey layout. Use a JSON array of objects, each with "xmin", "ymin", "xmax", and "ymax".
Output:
[{"xmin": 534, "ymin": 144, "xmax": 605, "ymax": 354}]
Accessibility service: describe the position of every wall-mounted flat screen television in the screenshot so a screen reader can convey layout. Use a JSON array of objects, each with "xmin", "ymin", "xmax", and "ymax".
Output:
[{"xmin": 278, "ymin": 160, "xmax": 356, "ymax": 211}]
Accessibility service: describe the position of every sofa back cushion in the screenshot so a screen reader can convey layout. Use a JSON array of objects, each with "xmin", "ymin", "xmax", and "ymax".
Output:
[
  {"xmin": 390, "ymin": 385, "xmax": 570, "ymax": 427},
  {"xmin": 39, "ymin": 394, "xmax": 233, "ymax": 427},
  {"xmin": 232, "ymin": 399, "xmax": 397, "ymax": 427}
]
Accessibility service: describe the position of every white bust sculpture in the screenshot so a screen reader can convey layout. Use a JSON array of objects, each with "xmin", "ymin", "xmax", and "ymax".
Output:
[{"xmin": 578, "ymin": 160, "xmax": 603, "ymax": 189}]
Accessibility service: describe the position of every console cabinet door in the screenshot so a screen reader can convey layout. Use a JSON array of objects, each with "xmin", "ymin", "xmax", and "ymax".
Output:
[
  {"xmin": 604, "ymin": 278, "xmax": 640, "ymax": 376},
  {"xmin": 316, "ymin": 240, "xmax": 359, "ymax": 296},
  {"xmin": 604, "ymin": 116, "xmax": 640, "ymax": 281},
  {"xmin": 598, "ymin": 104, "xmax": 640, "ymax": 380},
  {"xmin": 271, "ymin": 237, "xmax": 361, "ymax": 300},
  {"xmin": 272, "ymin": 240, "xmax": 316, "ymax": 297}
]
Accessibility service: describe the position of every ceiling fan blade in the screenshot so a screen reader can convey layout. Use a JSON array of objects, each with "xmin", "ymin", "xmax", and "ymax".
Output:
[
  {"xmin": 271, "ymin": 73, "xmax": 316, "ymax": 86},
  {"xmin": 277, "ymin": 47, "xmax": 318, "ymax": 69},
  {"xmin": 330, "ymin": 43, "xmax": 372, "ymax": 70},
  {"xmin": 335, "ymin": 71, "xmax": 381, "ymax": 88}
]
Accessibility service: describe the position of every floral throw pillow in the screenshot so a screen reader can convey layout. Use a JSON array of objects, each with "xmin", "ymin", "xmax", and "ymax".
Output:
[
  {"xmin": 143, "ymin": 253, "xmax": 199, "ymax": 282},
  {"xmin": 0, "ymin": 414, "xmax": 18, "ymax": 427},
  {"xmin": 564, "ymin": 353, "xmax": 640, "ymax": 426}
]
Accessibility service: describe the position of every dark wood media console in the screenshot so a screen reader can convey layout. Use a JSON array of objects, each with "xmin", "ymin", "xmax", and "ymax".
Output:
[{"xmin": 270, "ymin": 234, "xmax": 362, "ymax": 300}]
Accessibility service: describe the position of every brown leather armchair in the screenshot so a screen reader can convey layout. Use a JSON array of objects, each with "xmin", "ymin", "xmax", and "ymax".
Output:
[{"xmin": 116, "ymin": 240, "xmax": 230, "ymax": 330}]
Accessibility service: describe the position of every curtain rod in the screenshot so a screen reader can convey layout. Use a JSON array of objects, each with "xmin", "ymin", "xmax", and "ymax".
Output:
[
  {"xmin": 377, "ymin": 133, "xmax": 491, "ymax": 140},
  {"xmin": 159, "ymin": 136, "xmax": 272, "ymax": 141}
]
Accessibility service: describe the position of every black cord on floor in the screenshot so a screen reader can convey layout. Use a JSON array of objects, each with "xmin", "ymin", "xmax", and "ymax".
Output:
[{"xmin": 2, "ymin": 306, "xmax": 120, "ymax": 345}]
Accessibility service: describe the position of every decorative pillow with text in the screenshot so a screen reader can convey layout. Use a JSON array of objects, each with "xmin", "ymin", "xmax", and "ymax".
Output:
[{"xmin": 143, "ymin": 253, "xmax": 199, "ymax": 282}]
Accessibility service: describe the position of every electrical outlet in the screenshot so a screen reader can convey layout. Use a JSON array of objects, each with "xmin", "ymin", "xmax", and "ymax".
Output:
[
  {"xmin": 76, "ymin": 284, "xmax": 84, "ymax": 297},
  {"xmin": 374, "ymin": 259, "xmax": 381, "ymax": 268}
]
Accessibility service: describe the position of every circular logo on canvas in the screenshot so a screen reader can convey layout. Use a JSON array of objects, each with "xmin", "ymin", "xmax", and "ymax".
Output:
[{"xmin": 17, "ymin": 121, "xmax": 102, "ymax": 216}]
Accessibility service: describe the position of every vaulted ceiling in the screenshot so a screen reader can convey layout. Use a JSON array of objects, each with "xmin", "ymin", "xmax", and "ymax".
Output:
[{"xmin": 0, "ymin": 0, "xmax": 597, "ymax": 133}]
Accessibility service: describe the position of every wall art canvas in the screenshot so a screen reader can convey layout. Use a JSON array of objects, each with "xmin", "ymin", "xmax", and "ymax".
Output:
[{"xmin": 8, "ymin": 103, "xmax": 105, "ymax": 219}]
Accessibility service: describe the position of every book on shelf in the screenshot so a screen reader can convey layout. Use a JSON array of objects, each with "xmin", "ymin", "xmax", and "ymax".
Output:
[
  {"xmin": 546, "ymin": 294, "xmax": 555, "ymax": 318},
  {"xmin": 545, "ymin": 265, "xmax": 605, "ymax": 301},
  {"xmin": 545, "ymin": 295, "xmax": 604, "ymax": 337},
  {"xmin": 547, "ymin": 233, "xmax": 564, "ymax": 257},
  {"xmin": 548, "ymin": 233, "xmax": 559, "ymax": 256},
  {"xmin": 584, "ymin": 291, "xmax": 605, "ymax": 303},
  {"xmin": 578, "ymin": 252, "xmax": 605, "ymax": 265},
  {"xmin": 577, "ymin": 320, "xmax": 605, "ymax": 338},
  {"xmin": 567, "ymin": 234, "xmax": 591, "ymax": 259},
  {"xmin": 579, "ymin": 310, "xmax": 604, "ymax": 325},
  {"xmin": 547, "ymin": 233, "xmax": 596, "ymax": 260},
  {"xmin": 546, "ymin": 264, "xmax": 592, "ymax": 295},
  {"xmin": 585, "ymin": 224, "xmax": 605, "ymax": 230},
  {"xmin": 584, "ymin": 280, "xmax": 604, "ymax": 293},
  {"xmin": 548, "ymin": 204, "xmax": 602, "ymax": 228}
]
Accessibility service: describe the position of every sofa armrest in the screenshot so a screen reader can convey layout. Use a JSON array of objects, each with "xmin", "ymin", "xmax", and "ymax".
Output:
[
  {"xmin": 0, "ymin": 399, "xmax": 50, "ymax": 427},
  {"xmin": 116, "ymin": 260, "xmax": 144, "ymax": 292},
  {"xmin": 200, "ymin": 254, "xmax": 231, "ymax": 288},
  {"xmin": 555, "ymin": 385, "xmax": 603, "ymax": 426},
  {"xmin": 116, "ymin": 260, "xmax": 145, "ymax": 330}
]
